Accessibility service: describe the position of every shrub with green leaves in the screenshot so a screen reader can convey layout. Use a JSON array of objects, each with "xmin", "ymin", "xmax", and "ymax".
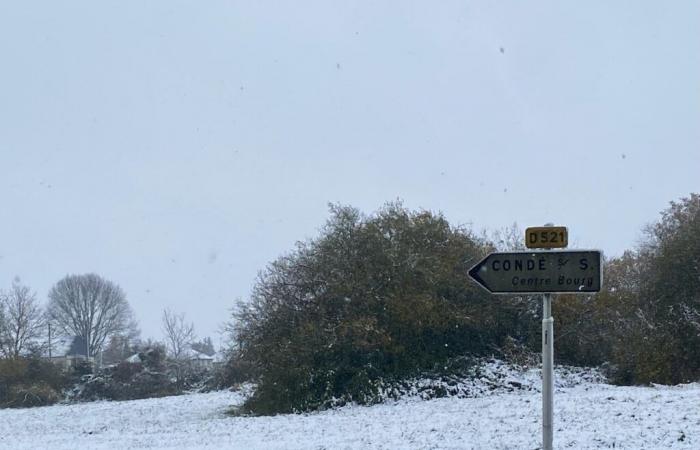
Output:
[{"xmin": 231, "ymin": 203, "xmax": 523, "ymax": 414}]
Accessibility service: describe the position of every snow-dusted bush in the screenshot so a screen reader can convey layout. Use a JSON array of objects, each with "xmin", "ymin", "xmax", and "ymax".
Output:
[
  {"xmin": 70, "ymin": 345, "xmax": 215, "ymax": 402},
  {"xmin": 4, "ymin": 382, "xmax": 59, "ymax": 408},
  {"xmin": 0, "ymin": 357, "xmax": 67, "ymax": 408},
  {"xmin": 71, "ymin": 364, "xmax": 177, "ymax": 402},
  {"xmin": 229, "ymin": 203, "xmax": 535, "ymax": 415},
  {"xmin": 228, "ymin": 195, "xmax": 700, "ymax": 415}
]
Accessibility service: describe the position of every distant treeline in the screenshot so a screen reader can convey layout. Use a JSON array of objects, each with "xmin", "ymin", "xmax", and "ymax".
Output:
[
  {"xmin": 0, "ymin": 272, "xmax": 217, "ymax": 408},
  {"xmin": 223, "ymin": 194, "xmax": 700, "ymax": 415}
]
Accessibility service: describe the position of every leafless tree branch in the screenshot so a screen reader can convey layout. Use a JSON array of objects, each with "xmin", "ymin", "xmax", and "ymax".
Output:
[{"xmin": 47, "ymin": 273, "xmax": 136, "ymax": 357}]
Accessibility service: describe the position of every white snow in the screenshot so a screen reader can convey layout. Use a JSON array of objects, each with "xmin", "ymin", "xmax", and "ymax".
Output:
[
  {"xmin": 125, "ymin": 353, "xmax": 142, "ymax": 363},
  {"xmin": 1, "ymin": 368, "xmax": 698, "ymax": 449}
]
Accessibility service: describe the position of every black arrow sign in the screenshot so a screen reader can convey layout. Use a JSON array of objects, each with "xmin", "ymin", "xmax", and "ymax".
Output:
[{"xmin": 468, "ymin": 250, "xmax": 602, "ymax": 294}]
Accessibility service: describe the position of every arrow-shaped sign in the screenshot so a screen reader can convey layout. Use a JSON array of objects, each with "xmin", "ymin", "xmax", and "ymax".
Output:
[{"xmin": 468, "ymin": 250, "xmax": 602, "ymax": 294}]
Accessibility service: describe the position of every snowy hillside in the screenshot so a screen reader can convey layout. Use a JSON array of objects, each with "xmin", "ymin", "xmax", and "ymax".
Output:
[{"xmin": 0, "ymin": 364, "xmax": 697, "ymax": 449}]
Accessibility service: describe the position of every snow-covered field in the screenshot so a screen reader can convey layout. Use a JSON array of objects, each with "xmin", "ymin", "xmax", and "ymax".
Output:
[{"xmin": 1, "ymin": 367, "xmax": 698, "ymax": 449}]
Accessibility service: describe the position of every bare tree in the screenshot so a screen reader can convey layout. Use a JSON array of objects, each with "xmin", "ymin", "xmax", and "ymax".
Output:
[
  {"xmin": 0, "ymin": 277, "xmax": 45, "ymax": 358},
  {"xmin": 489, "ymin": 222, "xmax": 525, "ymax": 252},
  {"xmin": 47, "ymin": 273, "xmax": 137, "ymax": 358},
  {"xmin": 191, "ymin": 336, "xmax": 215, "ymax": 356},
  {"xmin": 162, "ymin": 308, "xmax": 195, "ymax": 360}
]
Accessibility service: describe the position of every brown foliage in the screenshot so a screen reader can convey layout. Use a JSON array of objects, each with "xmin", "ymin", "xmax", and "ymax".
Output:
[{"xmin": 229, "ymin": 203, "xmax": 518, "ymax": 414}]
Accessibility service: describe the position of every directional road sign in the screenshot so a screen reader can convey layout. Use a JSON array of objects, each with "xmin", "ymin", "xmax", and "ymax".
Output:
[{"xmin": 468, "ymin": 250, "xmax": 602, "ymax": 294}]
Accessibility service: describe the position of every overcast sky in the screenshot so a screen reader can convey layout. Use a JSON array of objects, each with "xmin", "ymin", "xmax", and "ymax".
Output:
[{"xmin": 1, "ymin": 1, "xmax": 698, "ymax": 344}]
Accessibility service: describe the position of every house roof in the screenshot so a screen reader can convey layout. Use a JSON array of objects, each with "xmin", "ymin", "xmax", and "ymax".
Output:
[
  {"xmin": 184, "ymin": 348, "xmax": 214, "ymax": 360},
  {"xmin": 49, "ymin": 335, "xmax": 96, "ymax": 357},
  {"xmin": 65, "ymin": 336, "xmax": 89, "ymax": 357},
  {"xmin": 125, "ymin": 353, "xmax": 142, "ymax": 363}
]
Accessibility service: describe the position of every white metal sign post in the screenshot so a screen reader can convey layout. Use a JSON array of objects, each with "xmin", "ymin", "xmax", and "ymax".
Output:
[
  {"xmin": 542, "ymin": 291, "xmax": 553, "ymax": 450},
  {"xmin": 468, "ymin": 226, "xmax": 601, "ymax": 450},
  {"xmin": 540, "ymin": 226, "xmax": 558, "ymax": 450}
]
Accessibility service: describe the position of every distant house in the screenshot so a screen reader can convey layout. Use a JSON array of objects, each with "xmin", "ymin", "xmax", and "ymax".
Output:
[
  {"xmin": 122, "ymin": 347, "xmax": 215, "ymax": 370},
  {"xmin": 212, "ymin": 351, "xmax": 227, "ymax": 369},
  {"xmin": 47, "ymin": 336, "xmax": 94, "ymax": 370},
  {"xmin": 125, "ymin": 353, "xmax": 142, "ymax": 364},
  {"xmin": 182, "ymin": 348, "xmax": 214, "ymax": 370}
]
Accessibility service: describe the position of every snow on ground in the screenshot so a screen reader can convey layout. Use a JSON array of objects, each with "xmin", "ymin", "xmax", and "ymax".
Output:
[{"xmin": 1, "ymin": 367, "xmax": 698, "ymax": 449}]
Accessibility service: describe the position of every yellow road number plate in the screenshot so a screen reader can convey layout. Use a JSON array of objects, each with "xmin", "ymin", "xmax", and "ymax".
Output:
[{"xmin": 525, "ymin": 226, "xmax": 568, "ymax": 249}]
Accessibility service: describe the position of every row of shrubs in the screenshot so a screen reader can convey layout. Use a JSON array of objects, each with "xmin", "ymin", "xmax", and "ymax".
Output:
[
  {"xmin": 222, "ymin": 196, "xmax": 700, "ymax": 415},
  {"xmin": 1, "ymin": 346, "xmax": 216, "ymax": 408}
]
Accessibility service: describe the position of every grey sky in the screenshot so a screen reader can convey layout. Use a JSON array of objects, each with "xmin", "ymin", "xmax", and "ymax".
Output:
[{"xmin": 1, "ymin": 1, "xmax": 698, "ymax": 343}]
